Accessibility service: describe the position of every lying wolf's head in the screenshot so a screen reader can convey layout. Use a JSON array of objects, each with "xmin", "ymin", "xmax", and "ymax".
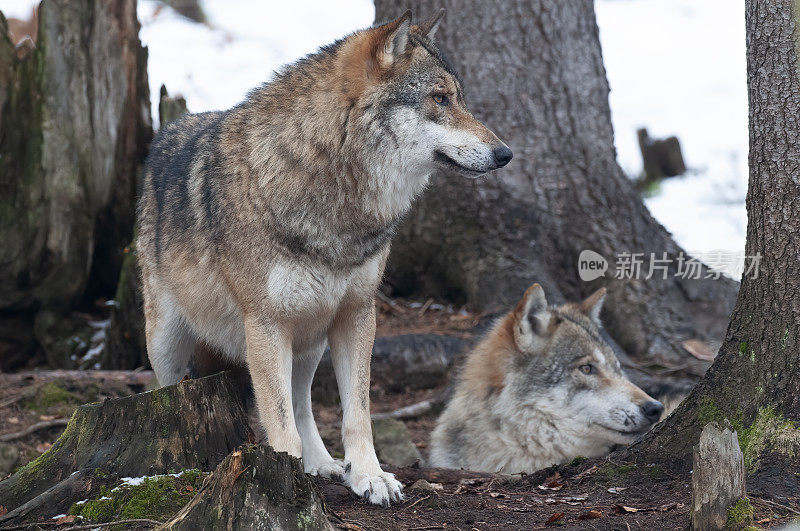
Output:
[
  {"xmin": 505, "ymin": 284, "xmax": 663, "ymax": 451},
  {"xmin": 342, "ymin": 10, "xmax": 512, "ymax": 178}
]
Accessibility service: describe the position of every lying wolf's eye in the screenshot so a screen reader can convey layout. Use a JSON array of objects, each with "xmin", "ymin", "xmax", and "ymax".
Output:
[
  {"xmin": 432, "ymin": 94, "xmax": 449, "ymax": 106},
  {"xmin": 579, "ymin": 364, "xmax": 595, "ymax": 375}
]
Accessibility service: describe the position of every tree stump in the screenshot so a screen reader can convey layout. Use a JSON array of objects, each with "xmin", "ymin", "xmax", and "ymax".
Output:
[
  {"xmin": 0, "ymin": 372, "xmax": 251, "ymax": 526},
  {"xmin": 159, "ymin": 84, "xmax": 189, "ymax": 126},
  {"xmin": 0, "ymin": 0, "xmax": 152, "ymax": 369},
  {"xmin": 637, "ymin": 127, "xmax": 687, "ymax": 183},
  {"xmin": 691, "ymin": 421, "xmax": 745, "ymax": 530},
  {"xmin": 163, "ymin": 445, "xmax": 332, "ymax": 530}
]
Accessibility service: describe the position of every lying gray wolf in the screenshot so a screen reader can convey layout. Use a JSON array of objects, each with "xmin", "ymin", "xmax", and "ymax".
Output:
[
  {"xmin": 429, "ymin": 284, "xmax": 663, "ymax": 473},
  {"xmin": 137, "ymin": 9, "xmax": 512, "ymax": 506}
]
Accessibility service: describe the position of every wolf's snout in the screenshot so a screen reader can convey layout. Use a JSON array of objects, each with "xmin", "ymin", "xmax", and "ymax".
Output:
[
  {"xmin": 493, "ymin": 144, "xmax": 513, "ymax": 168},
  {"xmin": 641, "ymin": 400, "xmax": 664, "ymax": 423}
]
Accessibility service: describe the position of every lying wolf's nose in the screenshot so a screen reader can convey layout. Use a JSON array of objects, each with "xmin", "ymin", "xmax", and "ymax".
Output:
[
  {"xmin": 641, "ymin": 400, "xmax": 664, "ymax": 423},
  {"xmin": 493, "ymin": 145, "xmax": 513, "ymax": 168}
]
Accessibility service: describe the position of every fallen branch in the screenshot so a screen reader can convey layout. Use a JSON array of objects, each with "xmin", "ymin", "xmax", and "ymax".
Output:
[
  {"xmin": 0, "ymin": 419, "xmax": 70, "ymax": 442},
  {"xmin": 371, "ymin": 399, "xmax": 436, "ymax": 420},
  {"xmin": 0, "ymin": 518, "xmax": 164, "ymax": 531},
  {"xmin": 0, "ymin": 391, "xmax": 33, "ymax": 409},
  {"xmin": 0, "ymin": 370, "xmax": 154, "ymax": 387},
  {"xmin": 63, "ymin": 518, "xmax": 164, "ymax": 530},
  {"xmin": 376, "ymin": 292, "xmax": 407, "ymax": 314},
  {"xmin": 751, "ymin": 497, "xmax": 800, "ymax": 516}
]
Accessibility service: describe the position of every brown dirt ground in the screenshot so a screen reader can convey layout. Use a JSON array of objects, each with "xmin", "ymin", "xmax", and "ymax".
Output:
[
  {"xmin": 375, "ymin": 296, "xmax": 486, "ymax": 339},
  {"xmin": 1, "ymin": 372, "xmax": 797, "ymax": 529}
]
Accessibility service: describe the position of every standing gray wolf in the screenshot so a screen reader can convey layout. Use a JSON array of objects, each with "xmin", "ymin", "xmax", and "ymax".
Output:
[
  {"xmin": 429, "ymin": 284, "xmax": 663, "ymax": 473},
  {"xmin": 136, "ymin": 9, "xmax": 511, "ymax": 506}
]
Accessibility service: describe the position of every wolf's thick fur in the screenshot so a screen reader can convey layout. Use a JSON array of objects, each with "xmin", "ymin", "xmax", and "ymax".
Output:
[
  {"xmin": 137, "ymin": 10, "xmax": 510, "ymax": 506},
  {"xmin": 429, "ymin": 285, "xmax": 663, "ymax": 473}
]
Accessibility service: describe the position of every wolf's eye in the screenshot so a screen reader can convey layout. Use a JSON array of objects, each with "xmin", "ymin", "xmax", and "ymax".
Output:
[
  {"xmin": 579, "ymin": 364, "xmax": 595, "ymax": 375},
  {"xmin": 432, "ymin": 94, "xmax": 449, "ymax": 106}
]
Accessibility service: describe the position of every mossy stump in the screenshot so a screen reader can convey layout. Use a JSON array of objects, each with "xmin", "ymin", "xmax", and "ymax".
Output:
[
  {"xmin": 162, "ymin": 444, "xmax": 332, "ymax": 530},
  {"xmin": 0, "ymin": 372, "xmax": 251, "ymax": 526}
]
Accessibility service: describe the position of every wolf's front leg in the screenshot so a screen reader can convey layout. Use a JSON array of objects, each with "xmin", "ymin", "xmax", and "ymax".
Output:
[
  {"xmin": 329, "ymin": 302, "xmax": 403, "ymax": 507},
  {"xmin": 244, "ymin": 316, "xmax": 303, "ymax": 458}
]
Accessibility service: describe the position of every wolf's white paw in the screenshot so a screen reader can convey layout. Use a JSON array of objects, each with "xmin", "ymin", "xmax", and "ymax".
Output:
[
  {"xmin": 345, "ymin": 466, "xmax": 404, "ymax": 507},
  {"xmin": 304, "ymin": 458, "xmax": 346, "ymax": 480}
]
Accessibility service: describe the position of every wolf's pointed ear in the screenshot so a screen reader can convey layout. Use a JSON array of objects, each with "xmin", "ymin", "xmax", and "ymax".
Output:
[
  {"xmin": 374, "ymin": 10, "xmax": 412, "ymax": 69},
  {"xmin": 416, "ymin": 9, "xmax": 445, "ymax": 41},
  {"xmin": 512, "ymin": 283, "xmax": 550, "ymax": 352},
  {"xmin": 580, "ymin": 287, "xmax": 607, "ymax": 325}
]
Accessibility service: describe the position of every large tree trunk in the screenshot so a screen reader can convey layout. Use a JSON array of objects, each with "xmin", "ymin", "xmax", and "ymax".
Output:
[
  {"xmin": 375, "ymin": 0, "xmax": 738, "ymax": 373},
  {"xmin": 0, "ymin": 0, "xmax": 151, "ymax": 370},
  {"xmin": 631, "ymin": 0, "xmax": 800, "ymax": 465}
]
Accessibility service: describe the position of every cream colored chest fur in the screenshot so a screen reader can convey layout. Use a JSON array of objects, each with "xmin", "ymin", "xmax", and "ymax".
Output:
[{"xmin": 164, "ymin": 251, "xmax": 384, "ymax": 361}]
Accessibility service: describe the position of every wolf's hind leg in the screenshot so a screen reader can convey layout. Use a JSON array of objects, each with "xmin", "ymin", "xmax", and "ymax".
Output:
[
  {"xmin": 292, "ymin": 342, "xmax": 345, "ymax": 479},
  {"xmin": 329, "ymin": 302, "xmax": 403, "ymax": 507},
  {"xmin": 144, "ymin": 291, "xmax": 196, "ymax": 387}
]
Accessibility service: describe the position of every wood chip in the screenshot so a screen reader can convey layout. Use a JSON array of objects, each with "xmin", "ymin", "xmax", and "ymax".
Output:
[
  {"xmin": 545, "ymin": 512, "xmax": 565, "ymax": 525},
  {"xmin": 578, "ymin": 509, "xmax": 603, "ymax": 519},
  {"xmin": 682, "ymin": 339, "xmax": 716, "ymax": 361}
]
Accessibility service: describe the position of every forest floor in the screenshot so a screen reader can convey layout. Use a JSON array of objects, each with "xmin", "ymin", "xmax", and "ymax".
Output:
[
  {"xmin": 0, "ymin": 300, "xmax": 797, "ymax": 529},
  {"xmin": 1, "ymin": 372, "xmax": 797, "ymax": 529}
]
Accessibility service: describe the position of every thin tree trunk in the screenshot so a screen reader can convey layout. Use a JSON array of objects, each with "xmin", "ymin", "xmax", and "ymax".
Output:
[
  {"xmin": 631, "ymin": 0, "xmax": 800, "ymax": 462},
  {"xmin": 374, "ymin": 0, "xmax": 738, "ymax": 372}
]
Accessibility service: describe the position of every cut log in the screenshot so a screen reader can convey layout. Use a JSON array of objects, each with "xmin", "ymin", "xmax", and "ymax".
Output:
[
  {"xmin": 691, "ymin": 421, "xmax": 745, "ymax": 530},
  {"xmin": 0, "ymin": 372, "xmax": 251, "ymax": 526},
  {"xmin": 162, "ymin": 444, "xmax": 332, "ymax": 530}
]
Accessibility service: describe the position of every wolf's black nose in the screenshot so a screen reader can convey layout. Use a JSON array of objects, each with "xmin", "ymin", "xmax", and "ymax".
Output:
[
  {"xmin": 641, "ymin": 401, "xmax": 664, "ymax": 423},
  {"xmin": 493, "ymin": 145, "xmax": 513, "ymax": 167}
]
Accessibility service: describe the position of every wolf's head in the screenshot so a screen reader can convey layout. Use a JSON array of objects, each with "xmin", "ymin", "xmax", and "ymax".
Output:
[
  {"xmin": 340, "ymin": 10, "xmax": 512, "ymax": 178},
  {"xmin": 504, "ymin": 284, "xmax": 663, "ymax": 451}
]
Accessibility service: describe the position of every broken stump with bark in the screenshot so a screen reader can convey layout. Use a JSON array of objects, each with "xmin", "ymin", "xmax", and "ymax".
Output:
[
  {"xmin": 691, "ymin": 421, "xmax": 746, "ymax": 530},
  {"xmin": 164, "ymin": 444, "xmax": 332, "ymax": 530}
]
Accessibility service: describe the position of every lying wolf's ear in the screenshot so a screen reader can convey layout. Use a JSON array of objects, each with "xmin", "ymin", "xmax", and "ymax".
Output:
[
  {"xmin": 512, "ymin": 283, "xmax": 550, "ymax": 352},
  {"xmin": 415, "ymin": 9, "xmax": 445, "ymax": 41},
  {"xmin": 580, "ymin": 287, "xmax": 607, "ymax": 325},
  {"xmin": 374, "ymin": 10, "xmax": 412, "ymax": 69}
]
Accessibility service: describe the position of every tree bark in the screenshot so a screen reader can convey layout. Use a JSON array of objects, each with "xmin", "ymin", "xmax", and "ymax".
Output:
[
  {"xmin": 0, "ymin": 373, "xmax": 251, "ymax": 526},
  {"xmin": 163, "ymin": 445, "xmax": 332, "ymax": 530},
  {"xmin": 374, "ymin": 0, "xmax": 738, "ymax": 372},
  {"xmin": 630, "ymin": 0, "xmax": 800, "ymax": 462},
  {"xmin": 0, "ymin": 0, "xmax": 152, "ymax": 370}
]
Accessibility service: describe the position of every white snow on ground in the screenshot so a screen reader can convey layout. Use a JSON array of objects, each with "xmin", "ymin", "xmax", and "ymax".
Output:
[
  {"xmin": 0, "ymin": 0, "xmax": 747, "ymax": 275},
  {"xmin": 596, "ymin": 0, "xmax": 748, "ymax": 276},
  {"xmin": 137, "ymin": 0, "xmax": 374, "ymax": 124}
]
